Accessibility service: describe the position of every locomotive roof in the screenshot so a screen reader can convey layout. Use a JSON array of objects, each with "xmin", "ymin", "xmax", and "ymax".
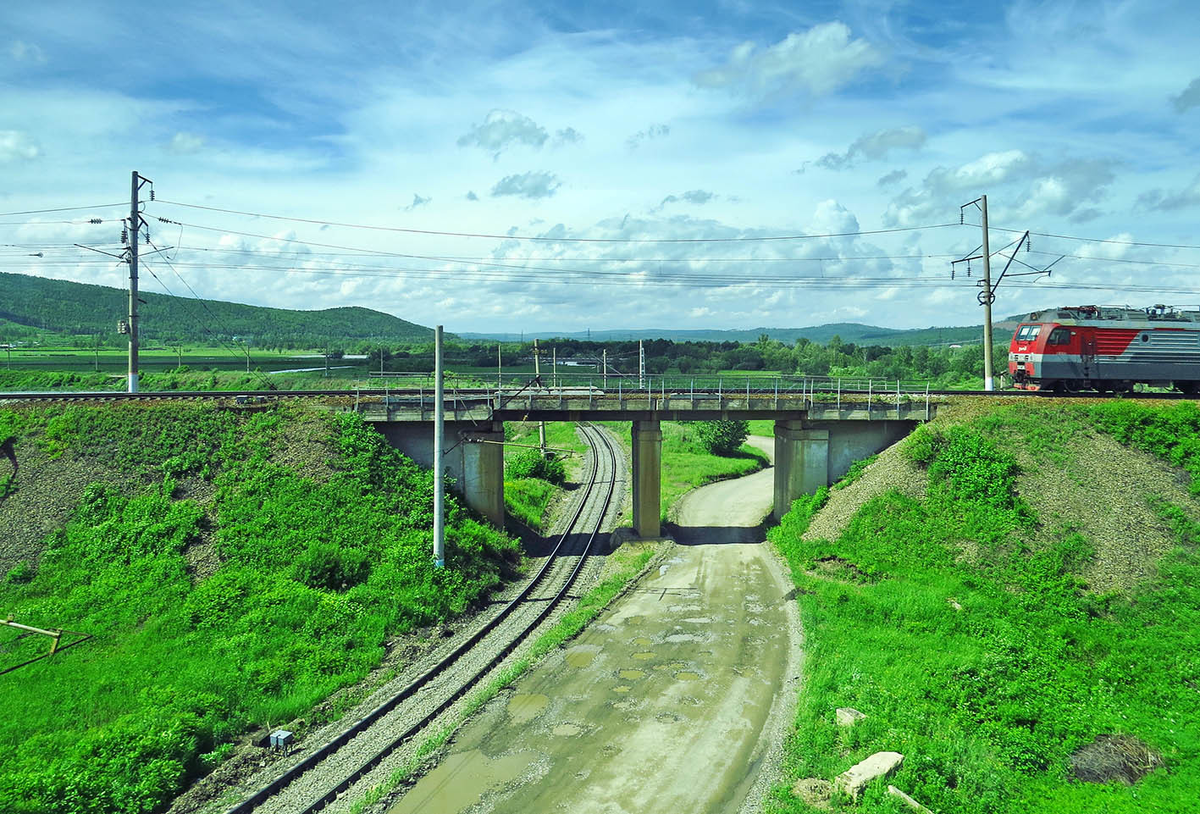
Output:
[{"xmin": 1024, "ymin": 305, "xmax": 1200, "ymax": 328}]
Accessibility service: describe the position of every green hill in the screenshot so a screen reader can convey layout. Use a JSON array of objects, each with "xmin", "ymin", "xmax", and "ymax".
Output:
[{"xmin": 0, "ymin": 272, "xmax": 432, "ymax": 348}]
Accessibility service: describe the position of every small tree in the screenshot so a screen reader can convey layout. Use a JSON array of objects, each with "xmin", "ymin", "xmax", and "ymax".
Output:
[{"xmin": 695, "ymin": 419, "xmax": 749, "ymax": 456}]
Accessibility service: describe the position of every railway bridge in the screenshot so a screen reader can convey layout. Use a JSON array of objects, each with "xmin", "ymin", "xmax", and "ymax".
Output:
[{"xmin": 358, "ymin": 384, "xmax": 934, "ymax": 537}]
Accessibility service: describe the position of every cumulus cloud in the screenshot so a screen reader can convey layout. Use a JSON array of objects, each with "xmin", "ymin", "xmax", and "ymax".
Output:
[
  {"xmin": 404, "ymin": 193, "xmax": 431, "ymax": 211},
  {"xmin": 693, "ymin": 22, "xmax": 882, "ymax": 99},
  {"xmin": 883, "ymin": 151, "xmax": 1114, "ymax": 225},
  {"xmin": 490, "ymin": 171, "xmax": 561, "ymax": 199},
  {"xmin": 1137, "ymin": 173, "xmax": 1200, "ymax": 211},
  {"xmin": 817, "ymin": 126, "xmax": 926, "ymax": 170},
  {"xmin": 660, "ymin": 189, "xmax": 715, "ymax": 208},
  {"xmin": 0, "ymin": 130, "xmax": 40, "ymax": 162},
  {"xmin": 457, "ymin": 110, "xmax": 548, "ymax": 156},
  {"xmin": 1173, "ymin": 78, "xmax": 1200, "ymax": 113},
  {"xmin": 167, "ymin": 132, "xmax": 205, "ymax": 154},
  {"xmin": 627, "ymin": 124, "xmax": 670, "ymax": 149},
  {"xmin": 877, "ymin": 169, "xmax": 907, "ymax": 187},
  {"xmin": 8, "ymin": 41, "xmax": 45, "ymax": 62},
  {"xmin": 553, "ymin": 127, "xmax": 583, "ymax": 146},
  {"xmin": 465, "ymin": 190, "xmax": 479, "ymax": 201}
]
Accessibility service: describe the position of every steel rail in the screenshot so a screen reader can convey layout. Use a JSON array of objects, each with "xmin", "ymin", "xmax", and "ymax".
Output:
[{"xmin": 224, "ymin": 423, "xmax": 619, "ymax": 814}]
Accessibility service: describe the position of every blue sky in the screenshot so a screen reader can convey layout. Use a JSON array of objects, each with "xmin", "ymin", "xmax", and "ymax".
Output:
[{"xmin": 3, "ymin": 0, "xmax": 1200, "ymax": 334}]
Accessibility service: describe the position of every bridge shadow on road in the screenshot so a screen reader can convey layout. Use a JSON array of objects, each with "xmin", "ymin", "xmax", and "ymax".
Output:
[{"xmin": 665, "ymin": 523, "xmax": 767, "ymax": 546}]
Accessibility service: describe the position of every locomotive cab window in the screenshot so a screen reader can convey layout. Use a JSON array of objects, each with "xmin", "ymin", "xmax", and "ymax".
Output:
[
  {"xmin": 1017, "ymin": 325, "xmax": 1041, "ymax": 341},
  {"xmin": 1048, "ymin": 328, "xmax": 1071, "ymax": 345}
]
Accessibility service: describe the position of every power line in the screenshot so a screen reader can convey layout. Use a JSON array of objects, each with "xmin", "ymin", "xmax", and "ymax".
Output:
[
  {"xmin": 0, "ymin": 202, "xmax": 126, "ymax": 217},
  {"xmin": 154, "ymin": 198, "xmax": 961, "ymax": 244},
  {"xmin": 143, "ymin": 239, "xmax": 276, "ymax": 390},
  {"xmin": 991, "ymin": 224, "xmax": 1200, "ymax": 251}
]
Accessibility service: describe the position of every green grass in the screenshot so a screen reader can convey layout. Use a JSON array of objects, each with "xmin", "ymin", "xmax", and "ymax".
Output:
[
  {"xmin": 767, "ymin": 403, "xmax": 1200, "ymax": 813},
  {"xmin": 0, "ymin": 404, "xmax": 519, "ymax": 814},
  {"xmin": 502, "ymin": 422, "xmax": 588, "ymax": 531},
  {"xmin": 660, "ymin": 421, "xmax": 769, "ymax": 521}
]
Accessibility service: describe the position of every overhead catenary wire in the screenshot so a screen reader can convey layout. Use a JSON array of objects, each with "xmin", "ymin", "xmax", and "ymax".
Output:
[
  {"xmin": 0, "ymin": 202, "xmax": 127, "ymax": 217},
  {"xmin": 157, "ymin": 199, "xmax": 964, "ymax": 243},
  {"xmin": 142, "ymin": 238, "xmax": 277, "ymax": 390}
]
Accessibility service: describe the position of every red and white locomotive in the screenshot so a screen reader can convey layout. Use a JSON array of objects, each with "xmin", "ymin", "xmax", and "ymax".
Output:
[{"xmin": 1008, "ymin": 305, "xmax": 1200, "ymax": 393}]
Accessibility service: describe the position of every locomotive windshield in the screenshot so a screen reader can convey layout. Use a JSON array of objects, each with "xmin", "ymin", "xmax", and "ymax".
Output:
[{"xmin": 1015, "ymin": 325, "xmax": 1041, "ymax": 341}]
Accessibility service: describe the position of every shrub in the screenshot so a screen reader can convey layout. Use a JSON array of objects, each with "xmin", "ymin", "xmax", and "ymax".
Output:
[
  {"xmin": 694, "ymin": 419, "xmax": 749, "ymax": 456},
  {"xmin": 505, "ymin": 448, "xmax": 566, "ymax": 485}
]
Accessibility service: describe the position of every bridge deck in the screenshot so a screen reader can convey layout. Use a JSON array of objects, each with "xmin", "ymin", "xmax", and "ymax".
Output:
[{"xmin": 357, "ymin": 390, "xmax": 934, "ymax": 423}]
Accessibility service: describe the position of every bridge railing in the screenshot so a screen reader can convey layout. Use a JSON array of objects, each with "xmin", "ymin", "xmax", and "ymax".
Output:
[{"xmin": 364, "ymin": 370, "xmax": 935, "ymax": 420}]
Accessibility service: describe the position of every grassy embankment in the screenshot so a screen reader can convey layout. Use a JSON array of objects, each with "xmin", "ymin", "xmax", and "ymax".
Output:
[
  {"xmin": 767, "ymin": 401, "xmax": 1200, "ymax": 813},
  {"xmin": 503, "ymin": 421, "xmax": 588, "ymax": 530},
  {"xmin": 0, "ymin": 404, "xmax": 519, "ymax": 814}
]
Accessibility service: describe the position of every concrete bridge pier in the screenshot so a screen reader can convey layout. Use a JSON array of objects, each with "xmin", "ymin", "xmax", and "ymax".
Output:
[
  {"xmin": 632, "ymin": 420, "xmax": 662, "ymax": 538},
  {"xmin": 772, "ymin": 421, "xmax": 828, "ymax": 522},
  {"xmin": 378, "ymin": 420, "xmax": 506, "ymax": 527}
]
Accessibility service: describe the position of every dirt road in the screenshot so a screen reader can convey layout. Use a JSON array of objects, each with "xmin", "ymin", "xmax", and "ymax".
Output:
[{"xmin": 386, "ymin": 435, "xmax": 801, "ymax": 814}]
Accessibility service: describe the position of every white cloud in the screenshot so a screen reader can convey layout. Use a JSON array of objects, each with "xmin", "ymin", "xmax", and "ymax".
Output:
[
  {"xmin": 0, "ymin": 131, "xmax": 40, "ymax": 162},
  {"xmin": 660, "ymin": 189, "xmax": 715, "ymax": 208},
  {"xmin": 693, "ymin": 22, "xmax": 882, "ymax": 98},
  {"xmin": 8, "ymin": 41, "xmax": 45, "ymax": 63},
  {"xmin": 167, "ymin": 132, "xmax": 206, "ymax": 154},
  {"xmin": 457, "ymin": 109, "xmax": 548, "ymax": 155},
  {"xmin": 817, "ymin": 126, "xmax": 926, "ymax": 170},
  {"xmin": 626, "ymin": 124, "xmax": 670, "ymax": 149},
  {"xmin": 883, "ymin": 151, "xmax": 1114, "ymax": 226},
  {"xmin": 490, "ymin": 171, "xmax": 561, "ymax": 199},
  {"xmin": 1137, "ymin": 173, "xmax": 1200, "ymax": 211},
  {"xmin": 1173, "ymin": 78, "xmax": 1200, "ymax": 112}
]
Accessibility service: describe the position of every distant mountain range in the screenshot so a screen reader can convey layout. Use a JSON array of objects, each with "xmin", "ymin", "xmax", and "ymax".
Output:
[
  {"xmin": 459, "ymin": 321, "xmax": 1019, "ymax": 347},
  {"xmin": 0, "ymin": 272, "xmax": 433, "ymax": 346},
  {"xmin": 1, "ymin": 271, "xmax": 1027, "ymax": 349}
]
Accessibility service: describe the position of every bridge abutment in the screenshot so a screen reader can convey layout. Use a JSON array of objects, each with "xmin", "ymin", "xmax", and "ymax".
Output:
[
  {"xmin": 632, "ymin": 420, "xmax": 662, "ymax": 538},
  {"xmin": 772, "ymin": 422, "xmax": 828, "ymax": 521},
  {"xmin": 378, "ymin": 420, "xmax": 506, "ymax": 527},
  {"xmin": 771, "ymin": 419, "xmax": 916, "ymax": 520}
]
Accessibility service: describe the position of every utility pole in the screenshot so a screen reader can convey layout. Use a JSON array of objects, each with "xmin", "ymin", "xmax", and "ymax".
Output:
[
  {"xmin": 245, "ymin": 339, "xmax": 251, "ymax": 373},
  {"xmin": 533, "ymin": 339, "xmax": 546, "ymax": 453},
  {"xmin": 552, "ymin": 346, "xmax": 557, "ymax": 388},
  {"xmin": 126, "ymin": 171, "xmax": 145, "ymax": 393},
  {"xmin": 638, "ymin": 340, "xmax": 645, "ymax": 389},
  {"xmin": 324, "ymin": 337, "xmax": 329, "ymax": 378},
  {"xmin": 433, "ymin": 325, "xmax": 445, "ymax": 568},
  {"xmin": 497, "ymin": 343, "xmax": 502, "ymax": 389},
  {"xmin": 602, "ymin": 348, "xmax": 607, "ymax": 388},
  {"xmin": 980, "ymin": 194, "xmax": 995, "ymax": 391}
]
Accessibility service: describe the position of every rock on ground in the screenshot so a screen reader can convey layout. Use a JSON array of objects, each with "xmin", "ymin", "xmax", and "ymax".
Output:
[{"xmin": 835, "ymin": 751, "xmax": 904, "ymax": 801}]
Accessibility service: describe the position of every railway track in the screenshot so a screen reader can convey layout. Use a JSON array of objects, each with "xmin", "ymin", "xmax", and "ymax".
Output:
[{"xmin": 220, "ymin": 422, "xmax": 622, "ymax": 814}]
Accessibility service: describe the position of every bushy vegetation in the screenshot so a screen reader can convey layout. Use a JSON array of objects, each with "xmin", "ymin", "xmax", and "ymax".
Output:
[
  {"xmin": 502, "ymin": 422, "xmax": 586, "ymax": 531},
  {"xmin": 768, "ymin": 404, "xmax": 1200, "ymax": 813},
  {"xmin": 694, "ymin": 419, "xmax": 750, "ymax": 455},
  {"xmin": 0, "ymin": 403, "xmax": 519, "ymax": 814},
  {"xmin": 505, "ymin": 448, "xmax": 567, "ymax": 485}
]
